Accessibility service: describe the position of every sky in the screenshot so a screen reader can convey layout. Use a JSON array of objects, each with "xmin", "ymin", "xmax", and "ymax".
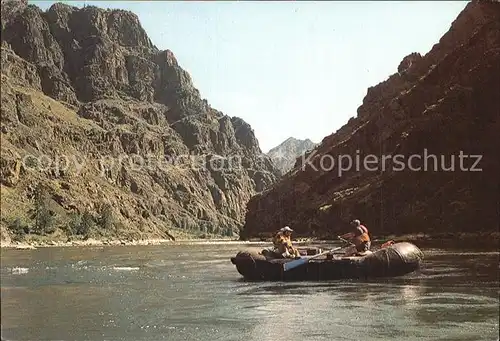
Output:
[{"xmin": 30, "ymin": 1, "xmax": 469, "ymax": 153}]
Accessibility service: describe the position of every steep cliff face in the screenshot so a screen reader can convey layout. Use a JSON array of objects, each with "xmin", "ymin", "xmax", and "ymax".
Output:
[
  {"xmin": 241, "ymin": 0, "xmax": 500, "ymax": 240},
  {"xmin": 0, "ymin": 2, "xmax": 279, "ymax": 241},
  {"xmin": 266, "ymin": 137, "xmax": 317, "ymax": 175}
]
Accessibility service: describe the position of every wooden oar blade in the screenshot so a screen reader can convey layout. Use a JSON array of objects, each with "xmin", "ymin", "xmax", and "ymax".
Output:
[
  {"xmin": 283, "ymin": 257, "xmax": 309, "ymax": 271},
  {"xmin": 282, "ymin": 247, "xmax": 342, "ymax": 272}
]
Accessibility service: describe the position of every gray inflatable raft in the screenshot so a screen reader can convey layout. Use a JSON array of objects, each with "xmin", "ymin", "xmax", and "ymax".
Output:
[{"xmin": 230, "ymin": 242, "xmax": 424, "ymax": 281}]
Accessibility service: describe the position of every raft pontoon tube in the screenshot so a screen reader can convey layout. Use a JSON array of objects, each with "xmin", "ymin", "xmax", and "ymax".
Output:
[{"xmin": 230, "ymin": 242, "xmax": 424, "ymax": 281}]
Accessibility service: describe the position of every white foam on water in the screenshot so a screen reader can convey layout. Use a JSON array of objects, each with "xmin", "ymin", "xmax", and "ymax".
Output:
[
  {"xmin": 112, "ymin": 266, "xmax": 140, "ymax": 271},
  {"xmin": 196, "ymin": 259, "xmax": 227, "ymax": 265},
  {"xmin": 11, "ymin": 267, "xmax": 29, "ymax": 275},
  {"xmin": 70, "ymin": 260, "xmax": 90, "ymax": 270}
]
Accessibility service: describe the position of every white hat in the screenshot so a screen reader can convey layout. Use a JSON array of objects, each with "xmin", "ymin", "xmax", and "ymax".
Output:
[{"xmin": 280, "ymin": 226, "xmax": 293, "ymax": 232}]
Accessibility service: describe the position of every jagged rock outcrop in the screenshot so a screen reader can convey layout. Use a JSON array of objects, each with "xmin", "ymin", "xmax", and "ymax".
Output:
[
  {"xmin": 0, "ymin": 2, "xmax": 280, "ymax": 241},
  {"xmin": 1, "ymin": 0, "xmax": 27, "ymax": 29},
  {"xmin": 241, "ymin": 0, "xmax": 500, "ymax": 240},
  {"xmin": 266, "ymin": 137, "xmax": 317, "ymax": 175}
]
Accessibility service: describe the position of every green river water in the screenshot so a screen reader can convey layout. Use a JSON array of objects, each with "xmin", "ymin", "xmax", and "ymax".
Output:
[{"xmin": 1, "ymin": 242, "xmax": 498, "ymax": 341}]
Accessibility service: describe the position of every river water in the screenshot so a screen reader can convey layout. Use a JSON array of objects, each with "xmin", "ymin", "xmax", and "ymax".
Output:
[{"xmin": 1, "ymin": 242, "xmax": 498, "ymax": 341}]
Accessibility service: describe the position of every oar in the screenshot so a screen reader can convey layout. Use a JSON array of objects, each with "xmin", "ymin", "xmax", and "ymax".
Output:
[
  {"xmin": 283, "ymin": 246, "xmax": 343, "ymax": 272},
  {"xmin": 380, "ymin": 239, "xmax": 395, "ymax": 248},
  {"xmin": 337, "ymin": 236, "xmax": 352, "ymax": 245}
]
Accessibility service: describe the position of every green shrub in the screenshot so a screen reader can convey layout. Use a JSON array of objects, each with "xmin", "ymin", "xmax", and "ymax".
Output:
[
  {"xmin": 8, "ymin": 218, "xmax": 29, "ymax": 241},
  {"xmin": 30, "ymin": 184, "xmax": 55, "ymax": 235},
  {"xmin": 77, "ymin": 210, "xmax": 94, "ymax": 237},
  {"xmin": 97, "ymin": 204, "xmax": 114, "ymax": 230},
  {"xmin": 67, "ymin": 213, "xmax": 82, "ymax": 235}
]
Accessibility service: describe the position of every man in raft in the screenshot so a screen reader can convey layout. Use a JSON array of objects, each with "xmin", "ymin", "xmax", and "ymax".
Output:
[
  {"xmin": 272, "ymin": 226, "xmax": 301, "ymax": 258},
  {"xmin": 338, "ymin": 219, "xmax": 372, "ymax": 256}
]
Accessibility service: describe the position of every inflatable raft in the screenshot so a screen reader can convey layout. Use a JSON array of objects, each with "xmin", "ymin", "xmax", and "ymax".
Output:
[{"xmin": 230, "ymin": 242, "xmax": 424, "ymax": 281}]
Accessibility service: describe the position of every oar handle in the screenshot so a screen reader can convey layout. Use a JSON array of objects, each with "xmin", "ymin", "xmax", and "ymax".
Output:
[
  {"xmin": 337, "ymin": 236, "xmax": 352, "ymax": 245},
  {"xmin": 282, "ymin": 246, "xmax": 342, "ymax": 272},
  {"xmin": 307, "ymin": 246, "xmax": 342, "ymax": 260}
]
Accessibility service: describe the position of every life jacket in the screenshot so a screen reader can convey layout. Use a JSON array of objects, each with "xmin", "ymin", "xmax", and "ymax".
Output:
[
  {"xmin": 353, "ymin": 225, "xmax": 370, "ymax": 246},
  {"xmin": 272, "ymin": 231, "xmax": 294, "ymax": 254},
  {"xmin": 272, "ymin": 231, "xmax": 290, "ymax": 247}
]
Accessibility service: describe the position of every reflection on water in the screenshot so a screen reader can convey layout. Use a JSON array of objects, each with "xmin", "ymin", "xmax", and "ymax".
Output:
[{"xmin": 1, "ymin": 243, "xmax": 498, "ymax": 341}]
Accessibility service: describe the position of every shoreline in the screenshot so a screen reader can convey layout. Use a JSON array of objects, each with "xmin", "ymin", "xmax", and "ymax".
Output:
[
  {"xmin": 1, "ymin": 232, "xmax": 498, "ymax": 250},
  {"xmin": 0, "ymin": 237, "xmax": 258, "ymax": 250},
  {"xmin": 373, "ymin": 232, "xmax": 500, "ymax": 250}
]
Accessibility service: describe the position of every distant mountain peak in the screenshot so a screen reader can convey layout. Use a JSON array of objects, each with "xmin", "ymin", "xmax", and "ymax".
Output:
[{"xmin": 267, "ymin": 137, "xmax": 317, "ymax": 175}]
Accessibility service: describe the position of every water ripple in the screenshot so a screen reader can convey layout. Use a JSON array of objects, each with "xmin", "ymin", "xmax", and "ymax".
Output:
[{"xmin": 1, "ymin": 245, "xmax": 498, "ymax": 341}]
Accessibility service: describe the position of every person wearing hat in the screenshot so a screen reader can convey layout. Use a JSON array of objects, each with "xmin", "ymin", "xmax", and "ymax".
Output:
[
  {"xmin": 338, "ymin": 219, "xmax": 371, "ymax": 256},
  {"xmin": 272, "ymin": 226, "xmax": 301, "ymax": 258}
]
